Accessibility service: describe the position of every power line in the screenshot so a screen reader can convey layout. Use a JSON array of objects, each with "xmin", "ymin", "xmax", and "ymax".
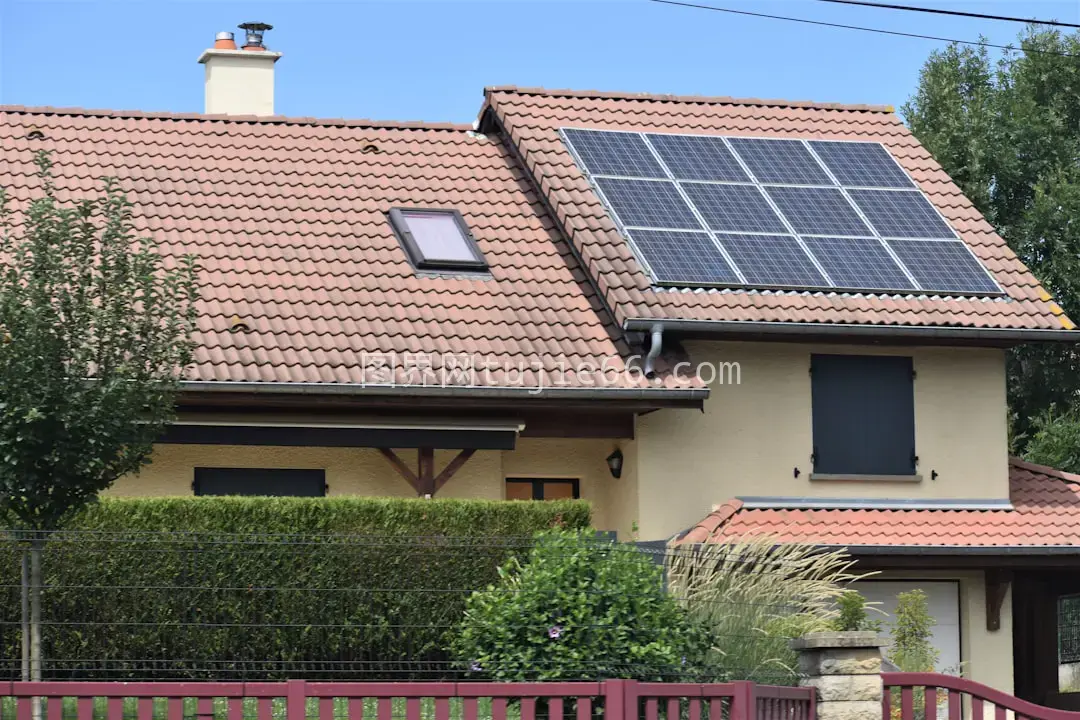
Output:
[
  {"xmin": 647, "ymin": 0, "xmax": 1080, "ymax": 58},
  {"xmin": 815, "ymin": 0, "xmax": 1080, "ymax": 30}
]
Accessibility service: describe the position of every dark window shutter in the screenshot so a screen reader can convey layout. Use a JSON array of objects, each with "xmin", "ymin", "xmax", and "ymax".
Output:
[
  {"xmin": 194, "ymin": 468, "xmax": 326, "ymax": 497},
  {"xmin": 811, "ymin": 354, "xmax": 915, "ymax": 475}
]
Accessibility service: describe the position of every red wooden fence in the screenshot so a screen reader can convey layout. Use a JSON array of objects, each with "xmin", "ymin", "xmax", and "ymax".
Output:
[
  {"xmin": 884, "ymin": 672, "xmax": 1080, "ymax": 720},
  {"xmin": 0, "ymin": 679, "xmax": 813, "ymax": 720}
]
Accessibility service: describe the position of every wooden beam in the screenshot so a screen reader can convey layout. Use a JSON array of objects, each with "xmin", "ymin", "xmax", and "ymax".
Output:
[
  {"xmin": 378, "ymin": 448, "xmax": 419, "ymax": 494},
  {"xmin": 433, "ymin": 449, "xmax": 476, "ymax": 494},
  {"xmin": 985, "ymin": 569, "xmax": 1012, "ymax": 632},
  {"xmin": 417, "ymin": 447, "xmax": 435, "ymax": 497}
]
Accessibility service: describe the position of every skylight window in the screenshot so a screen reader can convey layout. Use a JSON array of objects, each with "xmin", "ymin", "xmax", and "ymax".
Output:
[{"xmin": 389, "ymin": 208, "xmax": 487, "ymax": 271}]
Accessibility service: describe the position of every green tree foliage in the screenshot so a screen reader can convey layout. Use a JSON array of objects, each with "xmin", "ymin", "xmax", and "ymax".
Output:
[
  {"xmin": 0, "ymin": 152, "xmax": 197, "ymax": 530},
  {"xmin": 1022, "ymin": 407, "xmax": 1080, "ymax": 473},
  {"xmin": 452, "ymin": 530, "xmax": 709, "ymax": 681},
  {"xmin": 888, "ymin": 590, "xmax": 939, "ymax": 673},
  {"xmin": 833, "ymin": 590, "xmax": 882, "ymax": 633},
  {"xmin": 903, "ymin": 29, "xmax": 1080, "ymax": 442},
  {"xmin": 0, "ymin": 151, "xmax": 197, "ymax": 680}
]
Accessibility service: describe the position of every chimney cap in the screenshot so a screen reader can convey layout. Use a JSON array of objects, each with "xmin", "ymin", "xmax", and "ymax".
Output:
[
  {"xmin": 215, "ymin": 31, "xmax": 235, "ymax": 41},
  {"xmin": 238, "ymin": 21, "xmax": 273, "ymax": 50}
]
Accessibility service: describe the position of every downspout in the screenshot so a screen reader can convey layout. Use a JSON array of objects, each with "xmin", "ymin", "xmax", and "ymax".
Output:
[{"xmin": 643, "ymin": 323, "xmax": 664, "ymax": 378}]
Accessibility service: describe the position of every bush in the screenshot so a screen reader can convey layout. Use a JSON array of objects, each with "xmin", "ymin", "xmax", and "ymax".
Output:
[
  {"xmin": 0, "ymin": 496, "xmax": 590, "ymax": 680},
  {"xmin": 665, "ymin": 535, "xmax": 866, "ymax": 684},
  {"xmin": 888, "ymin": 589, "xmax": 939, "ymax": 672},
  {"xmin": 451, "ymin": 530, "xmax": 709, "ymax": 681},
  {"xmin": 832, "ymin": 590, "xmax": 882, "ymax": 632}
]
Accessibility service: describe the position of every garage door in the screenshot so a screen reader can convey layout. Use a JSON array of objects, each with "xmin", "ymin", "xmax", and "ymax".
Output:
[{"xmin": 854, "ymin": 580, "xmax": 961, "ymax": 674}]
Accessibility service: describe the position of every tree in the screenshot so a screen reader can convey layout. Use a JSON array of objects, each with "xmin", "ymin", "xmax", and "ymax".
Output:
[
  {"xmin": 0, "ymin": 151, "xmax": 197, "ymax": 680},
  {"xmin": 903, "ymin": 28, "xmax": 1080, "ymax": 444},
  {"xmin": 1023, "ymin": 407, "xmax": 1080, "ymax": 473}
]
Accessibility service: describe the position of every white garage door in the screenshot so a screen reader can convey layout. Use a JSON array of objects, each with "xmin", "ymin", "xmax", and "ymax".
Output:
[{"xmin": 854, "ymin": 580, "xmax": 961, "ymax": 674}]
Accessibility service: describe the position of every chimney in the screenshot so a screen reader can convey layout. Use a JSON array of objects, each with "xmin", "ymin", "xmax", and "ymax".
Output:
[{"xmin": 197, "ymin": 23, "xmax": 281, "ymax": 116}]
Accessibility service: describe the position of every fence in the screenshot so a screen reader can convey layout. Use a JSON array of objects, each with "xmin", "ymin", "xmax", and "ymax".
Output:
[
  {"xmin": 0, "ymin": 531, "xmax": 814, "ymax": 684},
  {"xmin": 883, "ymin": 672, "xmax": 1080, "ymax": 720},
  {"xmin": 0, "ymin": 679, "xmax": 815, "ymax": 720}
]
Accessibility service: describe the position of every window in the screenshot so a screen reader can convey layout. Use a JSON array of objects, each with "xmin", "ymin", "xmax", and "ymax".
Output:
[
  {"xmin": 388, "ymin": 208, "xmax": 487, "ymax": 271},
  {"xmin": 811, "ymin": 354, "xmax": 916, "ymax": 476},
  {"xmin": 505, "ymin": 478, "xmax": 580, "ymax": 501},
  {"xmin": 193, "ymin": 468, "xmax": 326, "ymax": 497}
]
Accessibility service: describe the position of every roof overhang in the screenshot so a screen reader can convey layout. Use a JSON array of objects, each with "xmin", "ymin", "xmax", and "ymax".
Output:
[
  {"xmin": 177, "ymin": 381, "xmax": 707, "ymax": 411},
  {"xmin": 160, "ymin": 417, "xmax": 525, "ymax": 450},
  {"xmin": 624, "ymin": 318, "xmax": 1080, "ymax": 347}
]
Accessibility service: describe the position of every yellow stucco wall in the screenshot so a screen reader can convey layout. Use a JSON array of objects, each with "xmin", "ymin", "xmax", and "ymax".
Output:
[
  {"xmin": 632, "ymin": 341, "xmax": 1009, "ymax": 539},
  {"xmin": 110, "ymin": 438, "xmax": 620, "ymax": 529}
]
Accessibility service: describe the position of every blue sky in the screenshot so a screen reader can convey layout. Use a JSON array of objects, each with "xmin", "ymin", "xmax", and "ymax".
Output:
[{"xmin": 0, "ymin": 0, "xmax": 1077, "ymax": 124}]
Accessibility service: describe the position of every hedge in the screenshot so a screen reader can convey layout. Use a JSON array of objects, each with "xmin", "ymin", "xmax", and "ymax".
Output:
[{"xmin": 0, "ymin": 496, "xmax": 591, "ymax": 680}]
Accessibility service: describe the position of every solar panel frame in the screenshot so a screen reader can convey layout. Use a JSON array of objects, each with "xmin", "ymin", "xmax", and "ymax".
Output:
[
  {"xmin": 848, "ymin": 188, "xmax": 956, "ymax": 239},
  {"xmin": 561, "ymin": 128, "xmax": 667, "ymax": 178},
  {"xmin": 680, "ymin": 182, "xmax": 789, "ymax": 234},
  {"xmin": 624, "ymin": 229, "xmax": 742, "ymax": 285},
  {"xmin": 764, "ymin": 186, "xmax": 874, "ymax": 237},
  {"xmin": 885, "ymin": 239, "xmax": 1001, "ymax": 294},
  {"xmin": 559, "ymin": 127, "xmax": 1005, "ymax": 296},
  {"xmin": 592, "ymin": 177, "xmax": 704, "ymax": 231},
  {"xmin": 802, "ymin": 236, "xmax": 916, "ymax": 292},
  {"xmin": 715, "ymin": 234, "xmax": 831, "ymax": 289},
  {"xmin": 727, "ymin": 137, "xmax": 835, "ymax": 186},
  {"xmin": 646, "ymin": 133, "xmax": 751, "ymax": 182},
  {"xmin": 807, "ymin": 140, "xmax": 916, "ymax": 189}
]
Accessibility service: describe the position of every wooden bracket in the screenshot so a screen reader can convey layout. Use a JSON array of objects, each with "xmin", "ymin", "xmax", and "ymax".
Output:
[
  {"xmin": 378, "ymin": 447, "xmax": 476, "ymax": 497},
  {"xmin": 986, "ymin": 569, "xmax": 1012, "ymax": 632}
]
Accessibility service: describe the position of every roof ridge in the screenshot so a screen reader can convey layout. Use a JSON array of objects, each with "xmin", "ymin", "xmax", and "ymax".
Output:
[
  {"xmin": 1010, "ymin": 456, "xmax": 1080, "ymax": 485},
  {"xmin": 0, "ymin": 105, "xmax": 474, "ymax": 132},
  {"xmin": 484, "ymin": 85, "xmax": 895, "ymax": 113}
]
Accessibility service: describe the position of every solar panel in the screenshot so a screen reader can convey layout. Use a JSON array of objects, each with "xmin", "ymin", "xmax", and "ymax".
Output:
[
  {"xmin": 594, "ymin": 178, "xmax": 702, "ymax": 230},
  {"xmin": 727, "ymin": 137, "xmax": 834, "ymax": 185},
  {"xmin": 562, "ymin": 128, "xmax": 667, "ymax": 178},
  {"xmin": 625, "ymin": 229, "xmax": 740, "ymax": 284},
  {"xmin": 560, "ymin": 128, "xmax": 1002, "ymax": 295},
  {"xmin": 808, "ymin": 141, "xmax": 915, "ymax": 189},
  {"xmin": 681, "ymin": 183, "xmax": 787, "ymax": 233},
  {"xmin": 647, "ymin": 134, "xmax": 749, "ymax": 182},
  {"xmin": 848, "ymin": 189, "xmax": 954, "ymax": 238},
  {"xmin": 715, "ymin": 234, "xmax": 829, "ymax": 288},
  {"xmin": 886, "ymin": 240, "xmax": 999, "ymax": 293},
  {"xmin": 765, "ymin": 187, "xmax": 871, "ymax": 237},
  {"xmin": 803, "ymin": 237, "xmax": 915, "ymax": 291}
]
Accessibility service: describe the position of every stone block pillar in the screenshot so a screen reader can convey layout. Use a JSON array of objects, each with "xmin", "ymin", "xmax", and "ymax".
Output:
[{"xmin": 790, "ymin": 631, "xmax": 886, "ymax": 720}]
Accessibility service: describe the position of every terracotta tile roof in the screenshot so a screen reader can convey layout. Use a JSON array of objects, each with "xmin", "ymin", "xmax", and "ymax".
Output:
[
  {"xmin": 0, "ymin": 104, "xmax": 689, "ymax": 392},
  {"xmin": 680, "ymin": 458, "xmax": 1080, "ymax": 549},
  {"xmin": 483, "ymin": 86, "xmax": 1076, "ymax": 333}
]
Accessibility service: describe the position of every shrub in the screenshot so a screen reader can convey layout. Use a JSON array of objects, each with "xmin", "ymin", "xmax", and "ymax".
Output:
[
  {"xmin": 451, "ymin": 530, "xmax": 709, "ymax": 681},
  {"xmin": 888, "ymin": 589, "xmax": 939, "ymax": 672},
  {"xmin": 1024, "ymin": 406, "xmax": 1080, "ymax": 473},
  {"xmin": 665, "ymin": 535, "xmax": 867, "ymax": 684},
  {"xmin": 832, "ymin": 590, "xmax": 883, "ymax": 632},
  {"xmin": 0, "ymin": 496, "xmax": 590, "ymax": 680}
]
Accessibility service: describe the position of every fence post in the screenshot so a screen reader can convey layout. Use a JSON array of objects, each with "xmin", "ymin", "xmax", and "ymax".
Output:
[
  {"xmin": 791, "ymin": 631, "xmax": 886, "ymax": 720},
  {"xmin": 287, "ymin": 679, "xmax": 307, "ymax": 720},
  {"xmin": 623, "ymin": 680, "xmax": 638, "ymax": 720},
  {"xmin": 605, "ymin": 680, "xmax": 626, "ymax": 720},
  {"xmin": 731, "ymin": 681, "xmax": 757, "ymax": 720}
]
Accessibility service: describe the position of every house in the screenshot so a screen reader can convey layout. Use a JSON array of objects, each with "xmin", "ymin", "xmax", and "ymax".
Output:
[{"xmin": 2, "ymin": 22, "xmax": 1079, "ymax": 705}]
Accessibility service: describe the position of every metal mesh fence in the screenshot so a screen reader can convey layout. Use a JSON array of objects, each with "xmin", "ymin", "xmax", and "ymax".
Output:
[{"xmin": 0, "ymin": 531, "xmax": 809, "ymax": 684}]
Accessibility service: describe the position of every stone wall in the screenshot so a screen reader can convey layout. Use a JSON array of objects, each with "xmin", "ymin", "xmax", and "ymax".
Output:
[{"xmin": 791, "ymin": 631, "xmax": 886, "ymax": 720}]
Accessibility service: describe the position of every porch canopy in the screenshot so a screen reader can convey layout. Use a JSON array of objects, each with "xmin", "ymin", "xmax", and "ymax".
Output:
[{"xmin": 159, "ymin": 415, "xmax": 524, "ymax": 497}]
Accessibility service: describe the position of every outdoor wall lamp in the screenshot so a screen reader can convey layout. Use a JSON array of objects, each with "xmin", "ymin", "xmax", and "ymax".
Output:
[{"xmin": 606, "ymin": 448, "xmax": 624, "ymax": 479}]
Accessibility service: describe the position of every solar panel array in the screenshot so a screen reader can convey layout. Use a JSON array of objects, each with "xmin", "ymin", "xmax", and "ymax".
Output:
[{"xmin": 561, "ymin": 128, "xmax": 1002, "ymax": 295}]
